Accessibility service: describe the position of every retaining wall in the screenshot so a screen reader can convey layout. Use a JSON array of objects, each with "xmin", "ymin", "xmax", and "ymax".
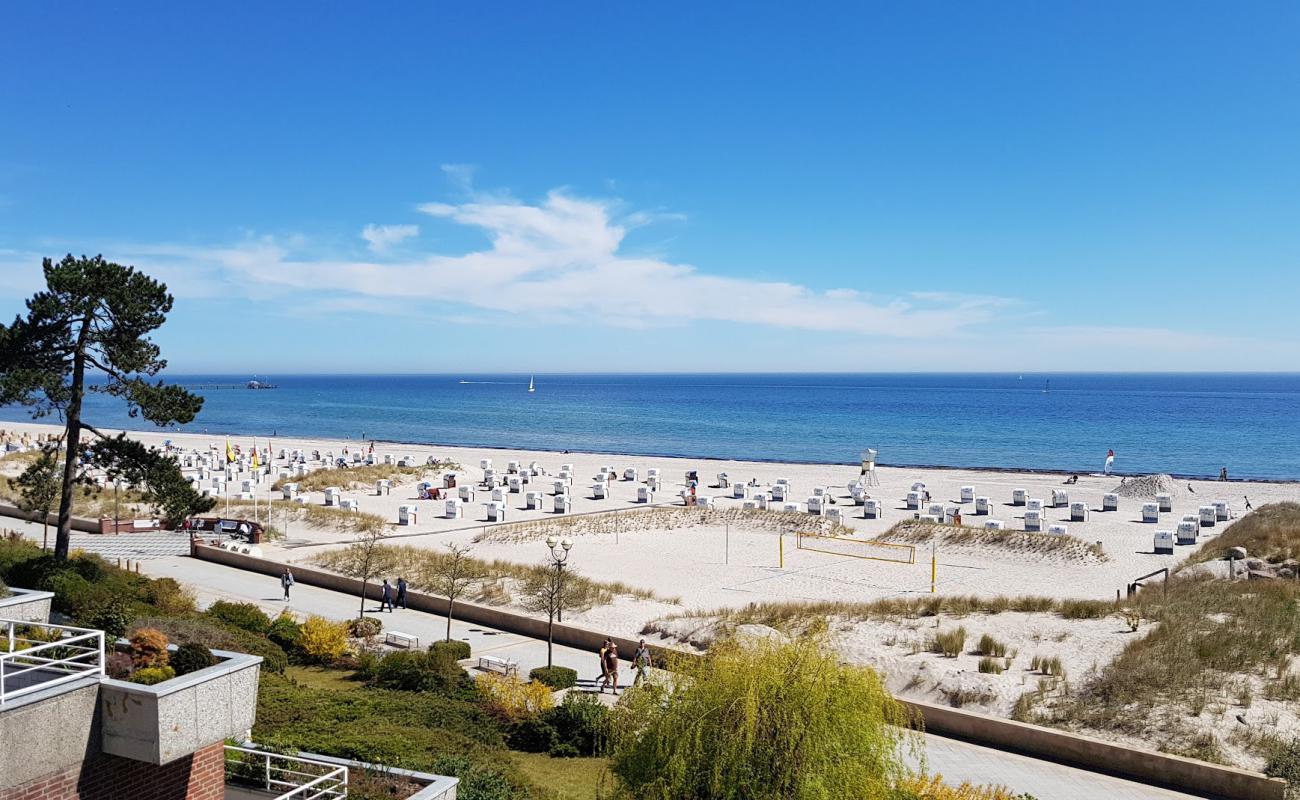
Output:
[
  {"xmin": 0, "ymin": 503, "xmax": 99, "ymax": 534},
  {"xmin": 192, "ymin": 543, "xmax": 1287, "ymax": 800}
]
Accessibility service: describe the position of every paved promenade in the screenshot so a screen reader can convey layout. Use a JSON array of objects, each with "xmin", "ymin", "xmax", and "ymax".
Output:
[{"xmin": 137, "ymin": 554, "xmax": 1203, "ymax": 800}]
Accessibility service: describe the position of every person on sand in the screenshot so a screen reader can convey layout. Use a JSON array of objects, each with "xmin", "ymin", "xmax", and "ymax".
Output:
[
  {"xmin": 1220, "ymin": 467, "xmax": 1229, "ymax": 482},
  {"xmin": 598, "ymin": 638, "xmax": 612, "ymax": 692},
  {"xmin": 280, "ymin": 568, "xmax": 294, "ymax": 601},
  {"xmin": 633, "ymin": 639, "xmax": 652, "ymax": 685},
  {"xmin": 952, "ymin": 509, "xmax": 962, "ymax": 527},
  {"xmin": 604, "ymin": 642, "xmax": 621, "ymax": 695},
  {"xmin": 1244, "ymin": 496, "xmax": 1253, "ymax": 511}
]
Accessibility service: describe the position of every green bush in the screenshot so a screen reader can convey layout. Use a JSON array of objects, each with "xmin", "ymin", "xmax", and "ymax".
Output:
[
  {"xmin": 143, "ymin": 577, "xmax": 196, "ymax": 615},
  {"xmin": 87, "ymin": 599, "xmax": 133, "ymax": 640},
  {"xmin": 429, "ymin": 755, "xmax": 515, "ymax": 800},
  {"xmin": 932, "ymin": 627, "xmax": 967, "ymax": 658},
  {"xmin": 348, "ymin": 616, "xmax": 383, "ymax": 638},
  {"xmin": 543, "ymin": 690, "xmax": 611, "ymax": 756},
  {"xmin": 430, "ymin": 639, "xmax": 471, "ymax": 660},
  {"xmin": 373, "ymin": 650, "xmax": 468, "ymax": 693},
  {"xmin": 976, "ymin": 634, "xmax": 1007, "ymax": 658},
  {"xmin": 132, "ymin": 616, "xmax": 288, "ymax": 673},
  {"xmin": 977, "ymin": 656, "xmax": 1004, "ymax": 675},
  {"xmin": 206, "ymin": 601, "xmax": 271, "ymax": 634},
  {"xmin": 0, "ymin": 538, "xmax": 43, "ymax": 581},
  {"xmin": 130, "ymin": 665, "xmax": 176, "ymax": 685},
  {"xmin": 528, "ymin": 666, "xmax": 577, "ymax": 690},
  {"xmin": 548, "ymin": 742, "xmax": 580, "ymax": 758},
  {"xmin": 1265, "ymin": 737, "xmax": 1300, "ymax": 788},
  {"xmin": 267, "ymin": 613, "xmax": 303, "ymax": 656},
  {"xmin": 171, "ymin": 642, "xmax": 216, "ymax": 675},
  {"xmin": 0, "ymin": 577, "xmax": 9, "ymax": 599},
  {"xmin": 506, "ymin": 716, "xmax": 557, "ymax": 753}
]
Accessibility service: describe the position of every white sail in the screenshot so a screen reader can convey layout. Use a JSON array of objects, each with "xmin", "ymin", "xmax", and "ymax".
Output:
[{"xmin": 528, "ymin": 375, "xmax": 535, "ymax": 393}]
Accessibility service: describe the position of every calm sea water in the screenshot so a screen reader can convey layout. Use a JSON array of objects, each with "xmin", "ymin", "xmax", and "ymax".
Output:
[{"xmin": 2, "ymin": 374, "xmax": 1298, "ymax": 480}]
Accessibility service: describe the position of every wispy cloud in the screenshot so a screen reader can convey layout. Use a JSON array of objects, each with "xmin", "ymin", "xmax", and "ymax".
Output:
[
  {"xmin": 360, "ymin": 223, "xmax": 419, "ymax": 253},
  {"xmin": 113, "ymin": 188, "xmax": 1015, "ymax": 338}
]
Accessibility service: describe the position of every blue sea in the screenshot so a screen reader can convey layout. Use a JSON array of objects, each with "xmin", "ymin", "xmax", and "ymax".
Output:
[{"xmin": 3, "ymin": 374, "xmax": 1299, "ymax": 481}]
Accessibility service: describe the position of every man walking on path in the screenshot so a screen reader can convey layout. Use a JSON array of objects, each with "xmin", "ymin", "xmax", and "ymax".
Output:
[
  {"xmin": 380, "ymin": 579, "xmax": 394, "ymax": 612},
  {"xmin": 598, "ymin": 638, "xmax": 612, "ymax": 692},
  {"xmin": 396, "ymin": 576, "xmax": 408, "ymax": 609},
  {"xmin": 633, "ymin": 639, "xmax": 652, "ymax": 686},
  {"xmin": 604, "ymin": 642, "xmax": 621, "ymax": 695},
  {"xmin": 280, "ymin": 568, "xmax": 294, "ymax": 601}
]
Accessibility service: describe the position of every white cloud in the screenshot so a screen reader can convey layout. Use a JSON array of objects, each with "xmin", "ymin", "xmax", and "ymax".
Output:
[{"xmin": 360, "ymin": 224, "xmax": 419, "ymax": 253}]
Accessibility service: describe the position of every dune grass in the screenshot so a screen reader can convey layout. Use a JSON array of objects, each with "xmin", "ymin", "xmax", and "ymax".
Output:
[
  {"xmin": 271, "ymin": 460, "xmax": 458, "ymax": 493},
  {"xmin": 1192, "ymin": 502, "xmax": 1300, "ymax": 564},
  {"xmin": 478, "ymin": 506, "xmax": 855, "ymax": 545},
  {"xmin": 223, "ymin": 498, "xmax": 387, "ymax": 537},
  {"xmin": 877, "ymin": 520, "xmax": 1108, "ymax": 564}
]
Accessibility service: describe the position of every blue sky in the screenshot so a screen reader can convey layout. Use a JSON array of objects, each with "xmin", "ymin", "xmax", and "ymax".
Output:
[{"xmin": 1, "ymin": 2, "xmax": 1298, "ymax": 372}]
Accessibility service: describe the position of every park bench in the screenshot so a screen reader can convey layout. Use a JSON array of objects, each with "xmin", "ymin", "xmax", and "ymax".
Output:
[
  {"xmin": 477, "ymin": 655, "xmax": 519, "ymax": 676},
  {"xmin": 385, "ymin": 630, "xmax": 419, "ymax": 649}
]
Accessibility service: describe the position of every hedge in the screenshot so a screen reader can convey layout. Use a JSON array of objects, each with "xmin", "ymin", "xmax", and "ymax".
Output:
[
  {"xmin": 528, "ymin": 666, "xmax": 577, "ymax": 690},
  {"xmin": 430, "ymin": 639, "xmax": 471, "ymax": 660}
]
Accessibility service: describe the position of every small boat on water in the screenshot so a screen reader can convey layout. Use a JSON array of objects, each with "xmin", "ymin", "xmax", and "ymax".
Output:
[{"xmin": 528, "ymin": 375, "xmax": 535, "ymax": 393}]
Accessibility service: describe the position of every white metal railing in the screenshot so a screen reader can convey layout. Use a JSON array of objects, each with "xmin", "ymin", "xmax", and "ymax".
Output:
[
  {"xmin": 0, "ymin": 619, "xmax": 105, "ymax": 707},
  {"xmin": 224, "ymin": 745, "xmax": 349, "ymax": 800}
]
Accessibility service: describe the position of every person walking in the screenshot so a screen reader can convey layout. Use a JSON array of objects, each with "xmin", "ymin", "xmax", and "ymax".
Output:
[
  {"xmin": 280, "ymin": 568, "xmax": 294, "ymax": 601},
  {"xmin": 380, "ymin": 579, "xmax": 394, "ymax": 613},
  {"xmin": 598, "ymin": 638, "xmax": 612, "ymax": 692},
  {"xmin": 633, "ymin": 639, "xmax": 652, "ymax": 686},
  {"xmin": 604, "ymin": 642, "xmax": 621, "ymax": 695},
  {"xmin": 396, "ymin": 576, "xmax": 408, "ymax": 609}
]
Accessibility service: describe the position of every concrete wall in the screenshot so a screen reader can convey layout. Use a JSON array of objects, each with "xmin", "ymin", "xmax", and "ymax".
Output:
[
  {"xmin": 0, "ymin": 503, "xmax": 99, "ymax": 534},
  {"xmin": 903, "ymin": 698, "xmax": 1286, "ymax": 800},
  {"xmin": 100, "ymin": 650, "xmax": 261, "ymax": 765},
  {"xmin": 0, "ymin": 588, "xmax": 54, "ymax": 623},
  {"xmin": 0, "ymin": 682, "xmax": 101, "ymax": 791}
]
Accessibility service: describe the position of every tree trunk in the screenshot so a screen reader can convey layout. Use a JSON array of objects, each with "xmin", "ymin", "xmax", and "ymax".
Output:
[
  {"xmin": 54, "ymin": 331, "xmax": 89, "ymax": 561},
  {"xmin": 446, "ymin": 598, "xmax": 454, "ymax": 641},
  {"xmin": 359, "ymin": 578, "xmax": 368, "ymax": 617},
  {"xmin": 547, "ymin": 613, "xmax": 554, "ymax": 668}
]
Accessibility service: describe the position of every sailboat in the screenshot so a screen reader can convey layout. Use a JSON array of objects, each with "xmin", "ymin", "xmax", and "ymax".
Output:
[
  {"xmin": 1043, "ymin": 379, "xmax": 1051, "ymax": 394},
  {"xmin": 528, "ymin": 375, "xmax": 535, "ymax": 393}
]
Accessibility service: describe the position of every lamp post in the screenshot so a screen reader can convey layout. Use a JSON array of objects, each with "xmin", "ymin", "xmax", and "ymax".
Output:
[{"xmin": 546, "ymin": 535, "xmax": 573, "ymax": 622}]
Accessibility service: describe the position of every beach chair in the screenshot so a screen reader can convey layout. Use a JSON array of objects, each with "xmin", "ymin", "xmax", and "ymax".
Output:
[
  {"xmin": 1023, "ymin": 510, "xmax": 1043, "ymax": 532},
  {"xmin": 638, "ymin": 486, "xmax": 655, "ymax": 504},
  {"xmin": 1047, "ymin": 524, "xmax": 1068, "ymax": 536},
  {"xmin": 984, "ymin": 519, "xmax": 1006, "ymax": 530},
  {"xmin": 491, "ymin": 487, "xmax": 506, "ymax": 503},
  {"xmin": 1102, "ymin": 493, "xmax": 1119, "ymax": 511},
  {"xmin": 733, "ymin": 483, "xmax": 751, "ymax": 500},
  {"xmin": 445, "ymin": 498, "xmax": 464, "ymax": 519},
  {"xmin": 459, "ymin": 485, "xmax": 476, "ymax": 503},
  {"xmin": 905, "ymin": 491, "xmax": 922, "ymax": 510},
  {"xmin": 960, "ymin": 486, "xmax": 975, "ymax": 503},
  {"xmin": 1141, "ymin": 503, "xmax": 1159, "ymax": 523},
  {"xmin": 526, "ymin": 491, "xmax": 544, "ymax": 510},
  {"xmin": 1070, "ymin": 501, "xmax": 1090, "ymax": 522},
  {"xmin": 1154, "ymin": 530, "xmax": 1175, "ymax": 555},
  {"xmin": 592, "ymin": 482, "xmax": 608, "ymax": 500},
  {"xmin": 486, "ymin": 501, "xmax": 507, "ymax": 522},
  {"xmin": 974, "ymin": 496, "xmax": 990, "ymax": 515},
  {"xmin": 282, "ymin": 483, "xmax": 299, "ymax": 500},
  {"xmin": 1199, "ymin": 505, "xmax": 1217, "ymax": 527},
  {"xmin": 1212, "ymin": 501, "xmax": 1230, "ymax": 521},
  {"xmin": 807, "ymin": 496, "xmax": 826, "ymax": 516},
  {"xmin": 863, "ymin": 499, "xmax": 881, "ymax": 519},
  {"xmin": 554, "ymin": 494, "xmax": 572, "ymax": 514},
  {"xmin": 1156, "ymin": 493, "xmax": 1173, "ymax": 513},
  {"xmin": 1051, "ymin": 490, "xmax": 1069, "ymax": 508},
  {"xmin": 1176, "ymin": 520, "xmax": 1198, "ymax": 545},
  {"xmin": 324, "ymin": 487, "xmax": 341, "ymax": 507},
  {"xmin": 827, "ymin": 507, "xmax": 845, "ymax": 524},
  {"xmin": 507, "ymin": 475, "xmax": 524, "ymax": 493},
  {"xmin": 398, "ymin": 505, "xmax": 418, "ymax": 525},
  {"xmin": 1012, "ymin": 488, "xmax": 1027, "ymax": 506}
]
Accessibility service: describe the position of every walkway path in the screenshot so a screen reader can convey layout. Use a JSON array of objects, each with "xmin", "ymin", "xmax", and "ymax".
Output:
[{"xmin": 139, "ymin": 555, "xmax": 1206, "ymax": 800}]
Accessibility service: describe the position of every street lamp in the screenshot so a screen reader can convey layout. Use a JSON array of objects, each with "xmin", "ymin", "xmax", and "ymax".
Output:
[{"xmin": 546, "ymin": 535, "xmax": 573, "ymax": 622}]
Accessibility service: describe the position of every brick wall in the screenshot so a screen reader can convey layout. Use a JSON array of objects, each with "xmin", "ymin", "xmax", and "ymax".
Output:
[{"xmin": 0, "ymin": 741, "xmax": 225, "ymax": 800}]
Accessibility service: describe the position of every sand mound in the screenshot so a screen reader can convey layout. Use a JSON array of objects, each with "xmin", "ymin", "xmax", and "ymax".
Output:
[{"xmin": 1112, "ymin": 473, "xmax": 1178, "ymax": 499}]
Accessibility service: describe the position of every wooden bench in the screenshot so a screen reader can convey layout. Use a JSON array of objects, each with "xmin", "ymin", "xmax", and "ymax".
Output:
[
  {"xmin": 385, "ymin": 630, "xmax": 419, "ymax": 649},
  {"xmin": 477, "ymin": 655, "xmax": 518, "ymax": 676}
]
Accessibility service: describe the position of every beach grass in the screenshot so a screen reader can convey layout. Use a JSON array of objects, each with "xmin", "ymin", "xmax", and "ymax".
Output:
[
  {"xmin": 876, "ymin": 520, "xmax": 1108, "ymax": 564},
  {"xmin": 1190, "ymin": 502, "xmax": 1300, "ymax": 564},
  {"xmin": 477, "ymin": 506, "xmax": 855, "ymax": 545},
  {"xmin": 270, "ymin": 460, "xmax": 458, "ymax": 493}
]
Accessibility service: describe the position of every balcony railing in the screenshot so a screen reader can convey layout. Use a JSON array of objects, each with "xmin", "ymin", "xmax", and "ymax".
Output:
[
  {"xmin": 0, "ymin": 619, "xmax": 105, "ymax": 707},
  {"xmin": 224, "ymin": 746, "xmax": 349, "ymax": 800}
]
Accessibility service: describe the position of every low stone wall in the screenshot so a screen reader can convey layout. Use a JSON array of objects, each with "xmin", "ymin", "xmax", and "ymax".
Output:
[
  {"xmin": 901, "ymin": 699, "xmax": 1287, "ymax": 800},
  {"xmin": 193, "ymin": 543, "xmax": 1287, "ymax": 800},
  {"xmin": 0, "ymin": 503, "xmax": 100, "ymax": 533},
  {"xmin": 0, "ymin": 588, "xmax": 54, "ymax": 624}
]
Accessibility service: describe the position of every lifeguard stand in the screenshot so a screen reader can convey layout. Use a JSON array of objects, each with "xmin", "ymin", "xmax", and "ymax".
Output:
[{"xmin": 861, "ymin": 448, "xmax": 880, "ymax": 487}]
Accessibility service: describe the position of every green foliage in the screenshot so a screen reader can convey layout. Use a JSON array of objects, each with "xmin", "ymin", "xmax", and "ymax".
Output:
[
  {"xmin": 1058, "ymin": 599, "xmax": 1113, "ymax": 620},
  {"xmin": 0, "ymin": 537, "xmax": 43, "ymax": 580},
  {"xmin": 171, "ymin": 642, "xmax": 216, "ymax": 676},
  {"xmin": 507, "ymin": 716, "xmax": 557, "ymax": 753},
  {"xmin": 13, "ymin": 448, "xmax": 60, "ymax": 523},
  {"xmin": 528, "ymin": 666, "xmax": 577, "ymax": 690},
  {"xmin": 431, "ymin": 639, "xmax": 471, "ymax": 660},
  {"xmin": 373, "ymin": 650, "xmax": 464, "ymax": 693},
  {"xmin": 267, "ymin": 613, "xmax": 303, "ymax": 656},
  {"xmin": 932, "ymin": 627, "xmax": 967, "ymax": 658},
  {"xmin": 1264, "ymin": 737, "xmax": 1300, "ymax": 788},
  {"xmin": 129, "ymin": 627, "xmax": 170, "ymax": 668},
  {"xmin": 976, "ymin": 634, "xmax": 1007, "ymax": 658},
  {"xmin": 132, "ymin": 616, "xmax": 288, "ymax": 673},
  {"xmin": 608, "ymin": 632, "xmax": 911, "ymax": 800},
  {"xmin": 206, "ymin": 600, "xmax": 271, "ymax": 634},
  {"xmin": 0, "ymin": 254, "xmax": 202, "ymax": 559},
  {"xmin": 977, "ymin": 657, "xmax": 1004, "ymax": 675},
  {"xmin": 543, "ymin": 691, "xmax": 611, "ymax": 756},
  {"xmin": 253, "ymin": 673, "xmax": 529, "ymax": 800},
  {"xmin": 129, "ymin": 665, "xmax": 176, "ymax": 685},
  {"xmin": 0, "ymin": 576, "xmax": 8, "ymax": 599}
]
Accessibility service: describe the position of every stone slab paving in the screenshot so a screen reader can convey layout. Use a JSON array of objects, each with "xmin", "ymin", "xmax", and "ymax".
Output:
[
  {"xmin": 136, "ymin": 555, "xmax": 1209, "ymax": 799},
  {"xmin": 2, "ymin": 518, "xmax": 192, "ymax": 559}
]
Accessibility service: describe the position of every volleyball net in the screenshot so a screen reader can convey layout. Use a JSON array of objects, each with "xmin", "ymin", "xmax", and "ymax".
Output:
[{"xmin": 795, "ymin": 531, "xmax": 916, "ymax": 565}]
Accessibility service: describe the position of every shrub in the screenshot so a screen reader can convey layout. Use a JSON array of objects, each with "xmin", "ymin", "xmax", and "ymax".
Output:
[
  {"xmin": 430, "ymin": 639, "xmax": 471, "ymax": 661},
  {"xmin": 299, "ymin": 616, "xmax": 350, "ymax": 664},
  {"xmin": 106, "ymin": 651, "xmax": 134, "ymax": 679},
  {"xmin": 978, "ymin": 657, "xmax": 1004, "ymax": 675},
  {"xmin": 548, "ymin": 742, "xmax": 580, "ymax": 758},
  {"xmin": 373, "ymin": 650, "xmax": 465, "ymax": 692},
  {"xmin": 1265, "ymin": 737, "xmax": 1300, "ymax": 788},
  {"xmin": 477, "ymin": 673, "xmax": 554, "ymax": 722},
  {"xmin": 528, "ymin": 665, "xmax": 577, "ymax": 690},
  {"xmin": 171, "ymin": 642, "xmax": 216, "ymax": 676},
  {"xmin": 267, "ymin": 613, "xmax": 302, "ymax": 655},
  {"xmin": 429, "ymin": 755, "xmax": 515, "ymax": 800},
  {"xmin": 507, "ymin": 716, "xmax": 557, "ymax": 752},
  {"xmin": 206, "ymin": 601, "xmax": 271, "ymax": 634},
  {"xmin": 144, "ymin": 577, "xmax": 197, "ymax": 615},
  {"xmin": 543, "ymin": 690, "xmax": 610, "ymax": 756},
  {"xmin": 130, "ymin": 665, "xmax": 176, "ymax": 685},
  {"xmin": 131, "ymin": 616, "xmax": 289, "ymax": 674},
  {"xmin": 1058, "ymin": 599, "xmax": 1112, "ymax": 620},
  {"xmin": 609, "ymin": 632, "xmax": 909, "ymax": 799},
  {"xmin": 976, "ymin": 634, "xmax": 1007, "ymax": 658},
  {"xmin": 0, "ymin": 537, "xmax": 43, "ymax": 580},
  {"xmin": 933, "ymin": 627, "xmax": 967, "ymax": 658},
  {"xmin": 129, "ymin": 628, "xmax": 170, "ymax": 668},
  {"xmin": 348, "ymin": 616, "xmax": 383, "ymax": 639},
  {"xmin": 0, "ymin": 577, "xmax": 9, "ymax": 599}
]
